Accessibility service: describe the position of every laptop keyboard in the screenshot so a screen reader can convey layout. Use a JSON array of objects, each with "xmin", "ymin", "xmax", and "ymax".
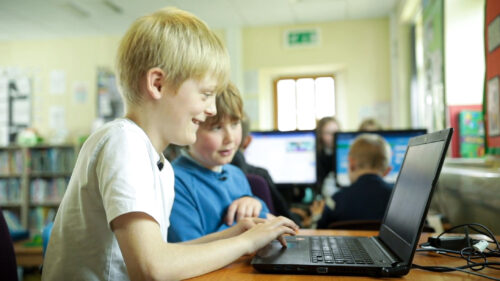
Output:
[{"xmin": 310, "ymin": 237, "xmax": 374, "ymax": 264}]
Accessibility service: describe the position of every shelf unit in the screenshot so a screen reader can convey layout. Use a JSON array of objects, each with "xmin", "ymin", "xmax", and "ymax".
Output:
[{"xmin": 0, "ymin": 144, "xmax": 77, "ymax": 236}]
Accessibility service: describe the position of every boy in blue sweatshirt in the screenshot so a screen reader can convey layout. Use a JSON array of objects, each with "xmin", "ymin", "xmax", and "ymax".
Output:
[{"xmin": 168, "ymin": 83, "xmax": 272, "ymax": 242}]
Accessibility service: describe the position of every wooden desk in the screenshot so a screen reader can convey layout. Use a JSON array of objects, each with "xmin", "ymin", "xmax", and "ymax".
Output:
[
  {"xmin": 13, "ymin": 241, "xmax": 43, "ymax": 267},
  {"xmin": 187, "ymin": 229, "xmax": 500, "ymax": 281}
]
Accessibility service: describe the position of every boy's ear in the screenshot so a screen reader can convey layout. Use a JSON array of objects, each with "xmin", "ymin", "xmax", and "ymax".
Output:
[
  {"xmin": 348, "ymin": 156, "xmax": 356, "ymax": 172},
  {"xmin": 382, "ymin": 166, "xmax": 392, "ymax": 177},
  {"xmin": 241, "ymin": 135, "xmax": 252, "ymax": 150},
  {"xmin": 146, "ymin": 67, "xmax": 165, "ymax": 100}
]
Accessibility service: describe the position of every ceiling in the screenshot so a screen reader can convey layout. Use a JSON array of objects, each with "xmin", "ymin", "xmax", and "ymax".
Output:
[{"xmin": 0, "ymin": 0, "xmax": 399, "ymax": 41}]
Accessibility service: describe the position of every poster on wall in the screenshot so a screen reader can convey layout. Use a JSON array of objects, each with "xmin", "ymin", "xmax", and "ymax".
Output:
[
  {"xmin": 97, "ymin": 68, "xmax": 123, "ymax": 123},
  {"xmin": 422, "ymin": 0, "xmax": 446, "ymax": 132},
  {"xmin": 0, "ymin": 70, "xmax": 32, "ymax": 145},
  {"xmin": 487, "ymin": 77, "xmax": 500, "ymax": 136}
]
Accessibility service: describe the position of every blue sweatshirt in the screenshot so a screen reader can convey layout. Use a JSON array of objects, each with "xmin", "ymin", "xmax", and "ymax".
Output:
[{"xmin": 167, "ymin": 155, "xmax": 269, "ymax": 242}]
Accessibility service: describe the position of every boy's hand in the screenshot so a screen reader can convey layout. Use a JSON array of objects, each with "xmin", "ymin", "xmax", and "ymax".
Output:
[
  {"xmin": 238, "ymin": 216, "xmax": 299, "ymax": 254},
  {"xmin": 225, "ymin": 196, "xmax": 262, "ymax": 226},
  {"xmin": 233, "ymin": 217, "xmax": 266, "ymax": 235}
]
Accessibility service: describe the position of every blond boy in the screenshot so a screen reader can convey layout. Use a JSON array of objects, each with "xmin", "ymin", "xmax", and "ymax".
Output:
[
  {"xmin": 317, "ymin": 134, "xmax": 393, "ymax": 228},
  {"xmin": 42, "ymin": 8, "xmax": 297, "ymax": 281}
]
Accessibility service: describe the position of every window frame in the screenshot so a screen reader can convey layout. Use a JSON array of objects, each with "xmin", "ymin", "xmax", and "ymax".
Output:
[{"xmin": 273, "ymin": 74, "xmax": 336, "ymax": 130}]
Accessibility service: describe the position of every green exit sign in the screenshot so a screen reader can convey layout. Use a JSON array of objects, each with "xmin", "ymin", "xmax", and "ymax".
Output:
[{"xmin": 285, "ymin": 29, "xmax": 320, "ymax": 48}]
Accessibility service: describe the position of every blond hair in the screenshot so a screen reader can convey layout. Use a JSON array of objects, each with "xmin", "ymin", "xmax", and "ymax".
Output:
[
  {"xmin": 349, "ymin": 134, "xmax": 391, "ymax": 172},
  {"xmin": 202, "ymin": 82, "xmax": 243, "ymax": 128},
  {"xmin": 358, "ymin": 118, "xmax": 383, "ymax": 131},
  {"xmin": 116, "ymin": 7, "xmax": 229, "ymax": 106}
]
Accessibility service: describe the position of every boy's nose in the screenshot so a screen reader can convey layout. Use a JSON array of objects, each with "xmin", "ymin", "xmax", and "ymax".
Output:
[
  {"xmin": 205, "ymin": 97, "xmax": 217, "ymax": 116},
  {"xmin": 223, "ymin": 127, "xmax": 236, "ymax": 143}
]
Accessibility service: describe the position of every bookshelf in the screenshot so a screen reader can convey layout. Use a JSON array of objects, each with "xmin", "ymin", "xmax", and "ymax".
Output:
[{"xmin": 0, "ymin": 145, "xmax": 77, "ymax": 236}]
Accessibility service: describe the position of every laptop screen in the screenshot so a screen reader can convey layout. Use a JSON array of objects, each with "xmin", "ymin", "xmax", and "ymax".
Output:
[
  {"xmin": 379, "ymin": 129, "xmax": 451, "ymax": 263},
  {"xmin": 383, "ymin": 140, "xmax": 444, "ymax": 244},
  {"xmin": 334, "ymin": 130, "xmax": 427, "ymax": 187},
  {"xmin": 244, "ymin": 130, "xmax": 316, "ymax": 185}
]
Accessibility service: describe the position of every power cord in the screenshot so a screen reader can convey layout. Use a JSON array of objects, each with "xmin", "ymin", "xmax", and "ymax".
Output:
[{"xmin": 413, "ymin": 223, "xmax": 500, "ymax": 280}]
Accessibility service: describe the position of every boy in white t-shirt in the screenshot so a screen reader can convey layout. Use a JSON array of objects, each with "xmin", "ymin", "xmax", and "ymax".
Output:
[{"xmin": 42, "ymin": 7, "xmax": 298, "ymax": 281}]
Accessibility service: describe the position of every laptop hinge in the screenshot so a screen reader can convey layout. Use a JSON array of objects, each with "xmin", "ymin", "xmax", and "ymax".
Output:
[{"xmin": 371, "ymin": 236, "xmax": 400, "ymax": 266}]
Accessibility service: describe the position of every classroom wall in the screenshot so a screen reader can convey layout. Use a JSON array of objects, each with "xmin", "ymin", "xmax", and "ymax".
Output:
[
  {"xmin": 0, "ymin": 18, "xmax": 390, "ymax": 141},
  {"xmin": 0, "ymin": 36, "xmax": 121, "ymax": 142},
  {"xmin": 241, "ymin": 19, "xmax": 392, "ymax": 130},
  {"xmin": 388, "ymin": 0, "xmax": 416, "ymax": 130}
]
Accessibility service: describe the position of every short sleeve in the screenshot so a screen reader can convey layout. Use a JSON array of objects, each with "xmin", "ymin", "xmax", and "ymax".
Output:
[{"xmin": 95, "ymin": 130, "xmax": 159, "ymax": 226}]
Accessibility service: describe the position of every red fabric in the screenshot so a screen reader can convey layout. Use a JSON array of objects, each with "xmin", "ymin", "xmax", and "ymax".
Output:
[{"xmin": 485, "ymin": 0, "xmax": 500, "ymax": 147}]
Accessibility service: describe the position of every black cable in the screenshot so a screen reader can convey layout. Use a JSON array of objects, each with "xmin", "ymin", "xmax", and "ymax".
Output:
[
  {"xmin": 437, "ymin": 223, "xmax": 500, "ymax": 250},
  {"xmin": 414, "ymin": 223, "xmax": 500, "ymax": 280},
  {"xmin": 417, "ymin": 246, "xmax": 499, "ymax": 258},
  {"xmin": 412, "ymin": 264, "xmax": 500, "ymax": 281}
]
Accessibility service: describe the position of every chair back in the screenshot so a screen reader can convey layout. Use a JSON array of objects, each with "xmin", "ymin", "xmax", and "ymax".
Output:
[
  {"xmin": 246, "ymin": 174, "xmax": 276, "ymax": 215},
  {"xmin": 0, "ymin": 208, "xmax": 19, "ymax": 281}
]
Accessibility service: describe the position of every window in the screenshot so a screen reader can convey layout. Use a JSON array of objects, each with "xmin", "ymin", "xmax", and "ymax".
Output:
[{"xmin": 274, "ymin": 76, "xmax": 335, "ymax": 131}]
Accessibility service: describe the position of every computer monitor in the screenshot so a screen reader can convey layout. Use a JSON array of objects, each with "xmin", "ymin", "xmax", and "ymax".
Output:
[
  {"xmin": 334, "ymin": 129, "xmax": 427, "ymax": 187},
  {"xmin": 244, "ymin": 130, "xmax": 316, "ymax": 185}
]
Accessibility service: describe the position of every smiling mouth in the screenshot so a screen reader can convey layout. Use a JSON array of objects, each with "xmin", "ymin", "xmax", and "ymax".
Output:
[
  {"xmin": 192, "ymin": 118, "xmax": 203, "ymax": 125},
  {"xmin": 219, "ymin": 149, "xmax": 233, "ymax": 156}
]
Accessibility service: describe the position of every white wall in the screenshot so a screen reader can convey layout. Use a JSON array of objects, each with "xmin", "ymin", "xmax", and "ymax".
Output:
[{"xmin": 445, "ymin": 0, "xmax": 485, "ymax": 105}]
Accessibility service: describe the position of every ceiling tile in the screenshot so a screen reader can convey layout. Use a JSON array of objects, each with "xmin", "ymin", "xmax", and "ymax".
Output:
[{"xmin": 0, "ymin": 0, "xmax": 398, "ymax": 40}]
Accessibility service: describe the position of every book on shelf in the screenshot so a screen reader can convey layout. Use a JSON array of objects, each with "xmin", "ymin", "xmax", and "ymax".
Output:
[
  {"xmin": 0, "ymin": 149, "xmax": 23, "ymax": 175},
  {"xmin": 29, "ymin": 207, "xmax": 56, "ymax": 235},
  {"xmin": 2, "ymin": 209, "xmax": 29, "ymax": 241},
  {"xmin": 29, "ymin": 147, "xmax": 75, "ymax": 173},
  {"xmin": 459, "ymin": 110, "xmax": 485, "ymax": 158},
  {"xmin": 30, "ymin": 177, "xmax": 68, "ymax": 204},
  {"xmin": 0, "ymin": 178, "xmax": 21, "ymax": 204},
  {"xmin": 1, "ymin": 145, "xmax": 76, "ymax": 233}
]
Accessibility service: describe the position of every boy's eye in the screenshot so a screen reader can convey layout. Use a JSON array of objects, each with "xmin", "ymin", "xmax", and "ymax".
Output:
[
  {"xmin": 202, "ymin": 92, "xmax": 214, "ymax": 98},
  {"xmin": 211, "ymin": 125, "xmax": 222, "ymax": 131}
]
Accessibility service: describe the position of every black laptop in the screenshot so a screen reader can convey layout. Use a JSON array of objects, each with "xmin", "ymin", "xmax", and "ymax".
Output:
[{"xmin": 252, "ymin": 128, "xmax": 453, "ymax": 277}]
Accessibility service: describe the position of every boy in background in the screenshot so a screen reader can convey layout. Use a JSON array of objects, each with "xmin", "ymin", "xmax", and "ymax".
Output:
[
  {"xmin": 317, "ymin": 134, "xmax": 393, "ymax": 229},
  {"xmin": 168, "ymin": 83, "xmax": 272, "ymax": 242},
  {"xmin": 43, "ymin": 8, "xmax": 297, "ymax": 281}
]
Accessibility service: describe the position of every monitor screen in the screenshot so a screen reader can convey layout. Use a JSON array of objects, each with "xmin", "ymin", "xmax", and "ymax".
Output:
[
  {"xmin": 334, "ymin": 129, "xmax": 427, "ymax": 187},
  {"xmin": 244, "ymin": 130, "xmax": 316, "ymax": 185}
]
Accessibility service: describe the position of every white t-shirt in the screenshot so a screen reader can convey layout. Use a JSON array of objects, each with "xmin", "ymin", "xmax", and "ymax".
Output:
[{"xmin": 42, "ymin": 118, "xmax": 174, "ymax": 281}]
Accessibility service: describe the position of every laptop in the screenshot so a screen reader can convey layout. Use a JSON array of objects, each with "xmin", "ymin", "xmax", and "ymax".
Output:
[{"xmin": 252, "ymin": 128, "xmax": 453, "ymax": 277}]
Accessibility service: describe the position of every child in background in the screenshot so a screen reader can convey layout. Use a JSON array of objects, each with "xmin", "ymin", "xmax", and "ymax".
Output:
[
  {"xmin": 316, "ymin": 116, "xmax": 341, "ymax": 187},
  {"xmin": 358, "ymin": 117, "xmax": 383, "ymax": 131},
  {"xmin": 42, "ymin": 8, "xmax": 297, "ymax": 281},
  {"xmin": 168, "ymin": 82, "xmax": 273, "ymax": 242},
  {"xmin": 317, "ymin": 134, "xmax": 393, "ymax": 229}
]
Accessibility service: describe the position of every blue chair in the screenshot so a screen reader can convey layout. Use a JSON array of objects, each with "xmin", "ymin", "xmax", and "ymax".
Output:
[{"xmin": 42, "ymin": 221, "xmax": 54, "ymax": 257}]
